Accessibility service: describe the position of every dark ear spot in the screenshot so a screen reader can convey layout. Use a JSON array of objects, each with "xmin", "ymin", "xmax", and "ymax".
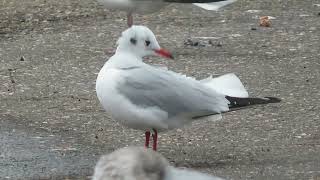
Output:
[
  {"xmin": 130, "ymin": 38, "xmax": 137, "ymax": 45},
  {"xmin": 145, "ymin": 40, "xmax": 150, "ymax": 46}
]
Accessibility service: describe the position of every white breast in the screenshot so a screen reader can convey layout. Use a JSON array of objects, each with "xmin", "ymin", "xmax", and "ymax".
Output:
[{"xmin": 96, "ymin": 65, "xmax": 169, "ymax": 130}]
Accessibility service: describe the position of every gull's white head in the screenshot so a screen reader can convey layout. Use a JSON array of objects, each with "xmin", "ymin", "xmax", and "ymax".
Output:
[{"xmin": 116, "ymin": 25, "xmax": 173, "ymax": 59}]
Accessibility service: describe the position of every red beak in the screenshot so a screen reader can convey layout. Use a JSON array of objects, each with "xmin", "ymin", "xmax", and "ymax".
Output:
[{"xmin": 154, "ymin": 48, "xmax": 174, "ymax": 59}]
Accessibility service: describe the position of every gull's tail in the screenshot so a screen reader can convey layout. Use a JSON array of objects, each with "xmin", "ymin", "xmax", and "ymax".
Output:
[
  {"xmin": 193, "ymin": 0, "xmax": 237, "ymax": 11},
  {"xmin": 201, "ymin": 73, "xmax": 249, "ymax": 98},
  {"xmin": 201, "ymin": 73, "xmax": 281, "ymax": 110},
  {"xmin": 163, "ymin": 0, "xmax": 237, "ymax": 11}
]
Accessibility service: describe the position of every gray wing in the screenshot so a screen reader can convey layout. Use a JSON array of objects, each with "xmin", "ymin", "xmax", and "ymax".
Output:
[
  {"xmin": 97, "ymin": 0, "xmax": 167, "ymax": 14},
  {"xmin": 117, "ymin": 66, "xmax": 229, "ymax": 118}
]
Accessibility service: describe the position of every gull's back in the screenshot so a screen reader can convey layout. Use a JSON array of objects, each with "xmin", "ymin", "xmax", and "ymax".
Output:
[{"xmin": 97, "ymin": 0, "xmax": 167, "ymax": 14}]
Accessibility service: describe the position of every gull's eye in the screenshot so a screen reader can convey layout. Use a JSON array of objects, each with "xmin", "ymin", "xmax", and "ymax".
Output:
[
  {"xmin": 145, "ymin": 40, "xmax": 151, "ymax": 46},
  {"xmin": 130, "ymin": 38, "xmax": 137, "ymax": 45}
]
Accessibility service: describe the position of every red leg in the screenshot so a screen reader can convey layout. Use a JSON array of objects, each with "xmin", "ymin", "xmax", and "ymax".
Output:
[
  {"xmin": 127, "ymin": 12, "xmax": 133, "ymax": 27},
  {"xmin": 152, "ymin": 129, "xmax": 158, "ymax": 151},
  {"xmin": 145, "ymin": 131, "xmax": 151, "ymax": 148}
]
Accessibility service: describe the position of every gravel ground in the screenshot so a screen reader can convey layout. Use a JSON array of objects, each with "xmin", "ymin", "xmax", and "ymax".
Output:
[{"xmin": 0, "ymin": 0, "xmax": 320, "ymax": 179}]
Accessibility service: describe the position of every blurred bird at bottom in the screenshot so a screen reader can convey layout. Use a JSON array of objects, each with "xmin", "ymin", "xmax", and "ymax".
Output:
[{"xmin": 92, "ymin": 146, "xmax": 224, "ymax": 180}]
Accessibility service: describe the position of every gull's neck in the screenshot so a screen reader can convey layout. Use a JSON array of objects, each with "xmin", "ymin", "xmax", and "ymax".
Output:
[
  {"xmin": 115, "ymin": 47, "xmax": 143, "ymax": 60},
  {"xmin": 106, "ymin": 50, "xmax": 145, "ymax": 69},
  {"xmin": 115, "ymin": 49, "xmax": 143, "ymax": 62}
]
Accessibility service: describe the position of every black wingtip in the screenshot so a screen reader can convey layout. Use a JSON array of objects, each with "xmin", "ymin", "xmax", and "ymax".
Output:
[
  {"xmin": 264, "ymin": 97, "xmax": 282, "ymax": 103},
  {"xmin": 226, "ymin": 95, "xmax": 281, "ymax": 109}
]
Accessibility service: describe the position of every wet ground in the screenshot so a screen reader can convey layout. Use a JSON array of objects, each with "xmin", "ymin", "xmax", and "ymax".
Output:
[{"xmin": 1, "ymin": 0, "xmax": 320, "ymax": 179}]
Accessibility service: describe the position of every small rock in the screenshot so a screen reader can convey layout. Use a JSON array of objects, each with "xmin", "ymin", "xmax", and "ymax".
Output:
[
  {"xmin": 299, "ymin": 14, "xmax": 310, "ymax": 17},
  {"xmin": 184, "ymin": 39, "xmax": 192, "ymax": 46},
  {"xmin": 20, "ymin": 56, "xmax": 25, "ymax": 61},
  {"xmin": 208, "ymin": 40, "xmax": 222, "ymax": 47},
  {"xmin": 309, "ymin": 27, "xmax": 317, "ymax": 31},
  {"xmin": 260, "ymin": 16, "xmax": 271, "ymax": 27},
  {"xmin": 246, "ymin": 10, "xmax": 261, "ymax": 13},
  {"xmin": 184, "ymin": 39, "xmax": 205, "ymax": 47},
  {"xmin": 251, "ymin": 27, "xmax": 257, "ymax": 30}
]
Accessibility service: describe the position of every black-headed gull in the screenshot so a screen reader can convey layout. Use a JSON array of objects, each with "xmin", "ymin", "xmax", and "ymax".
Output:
[
  {"xmin": 96, "ymin": 25, "xmax": 280, "ymax": 151},
  {"xmin": 93, "ymin": 146, "xmax": 224, "ymax": 180},
  {"xmin": 97, "ymin": 0, "xmax": 237, "ymax": 26}
]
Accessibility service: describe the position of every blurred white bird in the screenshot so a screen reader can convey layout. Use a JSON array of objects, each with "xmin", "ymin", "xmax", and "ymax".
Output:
[
  {"xmin": 93, "ymin": 146, "xmax": 225, "ymax": 180},
  {"xmin": 95, "ymin": 25, "xmax": 280, "ymax": 151},
  {"xmin": 97, "ymin": 0, "xmax": 238, "ymax": 26}
]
